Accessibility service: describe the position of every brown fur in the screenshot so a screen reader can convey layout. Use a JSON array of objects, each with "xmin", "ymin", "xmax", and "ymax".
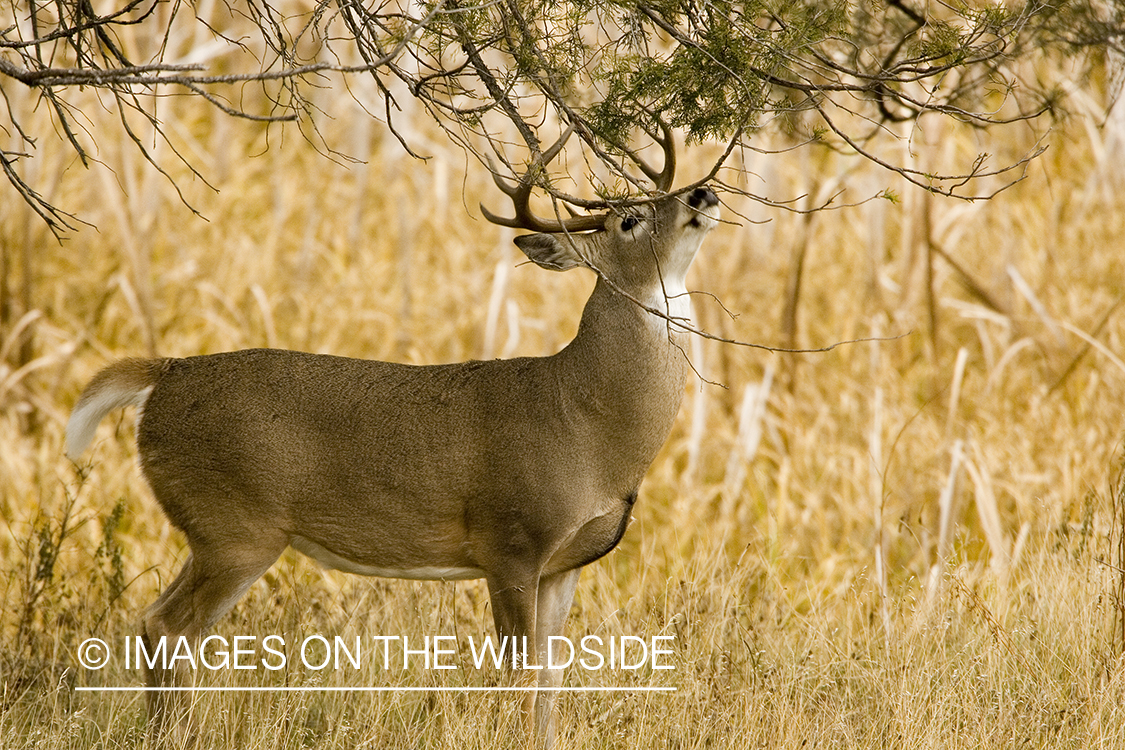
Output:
[{"xmin": 67, "ymin": 188, "xmax": 721, "ymax": 747}]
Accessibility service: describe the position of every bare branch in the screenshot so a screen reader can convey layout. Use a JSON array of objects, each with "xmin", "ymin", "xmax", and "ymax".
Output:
[{"xmin": 0, "ymin": 0, "xmax": 1114, "ymax": 230}]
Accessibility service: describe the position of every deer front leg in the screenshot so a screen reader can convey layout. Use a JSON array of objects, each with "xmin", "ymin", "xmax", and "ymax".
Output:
[
  {"xmin": 486, "ymin": 567, "xmax": 581, "ymax": 749},
  {"xmin": 533, "ymin": 568, "xmax": 580, "ymax": 750},
  {"xmin": 486, "ymin": 571, "xmax": 543, "ymax": 746}
]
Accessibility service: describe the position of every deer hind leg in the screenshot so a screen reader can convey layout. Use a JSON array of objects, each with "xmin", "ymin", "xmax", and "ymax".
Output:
[
  {"xmin": 142, "ymin": 535, "xmax": 287, "ymax": 741},
  {"xmin": 533, "ymin": 568, "xmax": 580, "ymax": 750}
]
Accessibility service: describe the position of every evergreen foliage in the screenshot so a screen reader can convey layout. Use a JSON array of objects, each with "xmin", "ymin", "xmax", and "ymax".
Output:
[{"xmin": 0, "ymin": 0, "xmax": 1122, "ymax": 223}]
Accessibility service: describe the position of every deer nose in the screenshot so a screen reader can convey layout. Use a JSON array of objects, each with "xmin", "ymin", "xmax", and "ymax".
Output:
[{"xmin": 688, "ymin": 187, "xmax": 718, "ymax": 208}]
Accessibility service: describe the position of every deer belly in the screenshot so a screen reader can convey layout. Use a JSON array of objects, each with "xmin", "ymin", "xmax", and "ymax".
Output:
[{"xmin": 290, "ymin": 535, "xmax": 485, "ymax": 581}]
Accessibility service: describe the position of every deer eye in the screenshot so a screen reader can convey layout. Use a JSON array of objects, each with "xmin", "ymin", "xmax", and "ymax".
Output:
[{"xmin": 620, "ymin": 216, "xmax": 639, "ymax": 232}]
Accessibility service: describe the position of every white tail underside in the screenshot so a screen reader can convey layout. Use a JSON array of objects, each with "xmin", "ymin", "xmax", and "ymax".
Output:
[{"xmin": 65, "ymin": 384, "xmax": 153, "ymax": 461}]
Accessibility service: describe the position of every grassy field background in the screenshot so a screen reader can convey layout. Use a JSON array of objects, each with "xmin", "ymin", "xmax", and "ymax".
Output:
[{"xmin": 2, "ymin": 33, "xmax": 1125, "ymax": 749}]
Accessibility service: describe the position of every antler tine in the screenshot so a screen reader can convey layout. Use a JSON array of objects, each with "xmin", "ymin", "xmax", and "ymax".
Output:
[
  {"xmin": 480, "ymin": 124, "xmax": 606, "ymax": 234},
  {"xmin": 479, "ymin": 156, "xmax": 536, "ymax": 228},
  {"xmin": 635, "ymin": 119, "xmax": 677, "ymax": 194},
  {"xmin": 540, "ymin": 122, "xmax": 575, "ymax": 168}
]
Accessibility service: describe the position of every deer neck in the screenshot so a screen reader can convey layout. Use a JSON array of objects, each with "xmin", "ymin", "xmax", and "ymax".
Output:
[{"xmin": 555, "ymin": 276, "xmax": 690, "ymax": 473}]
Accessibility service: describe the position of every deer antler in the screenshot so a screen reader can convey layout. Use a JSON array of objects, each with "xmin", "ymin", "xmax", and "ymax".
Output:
[
  {"xmin": 635, "ymin": 119, "xmax": 676, "ymax": 194},
  {"xmin": 481, "ymin": 125, "xmax": 607, "ymax": 234}
]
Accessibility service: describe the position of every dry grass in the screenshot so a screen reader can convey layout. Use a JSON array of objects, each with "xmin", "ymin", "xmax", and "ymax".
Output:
[{"xmin": 3, "ymin": 47, "xmax": 1125, "ymax": 750}]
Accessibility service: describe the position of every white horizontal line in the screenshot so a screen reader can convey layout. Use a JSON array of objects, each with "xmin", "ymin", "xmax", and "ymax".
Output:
[{"xmin": 77, "ymin": 686, "xmax": 675, "ymax": 693}]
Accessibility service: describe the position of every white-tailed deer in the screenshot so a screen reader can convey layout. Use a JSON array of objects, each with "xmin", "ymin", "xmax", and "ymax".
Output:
[{"xmin": 66, "ymin": 127, "xmax": 719, "ymax": 747}]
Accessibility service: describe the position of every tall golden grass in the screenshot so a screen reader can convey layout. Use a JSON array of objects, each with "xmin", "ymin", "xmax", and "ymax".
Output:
[{"xmin": 3, "ymin": 41, "xmax": 1125, "ymax": 749}]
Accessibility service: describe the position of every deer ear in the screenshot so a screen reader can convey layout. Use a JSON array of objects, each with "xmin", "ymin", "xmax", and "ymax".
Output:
[{"xmin": 514, "ymin": 234, "xmax": 585, "ymax": 271}]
